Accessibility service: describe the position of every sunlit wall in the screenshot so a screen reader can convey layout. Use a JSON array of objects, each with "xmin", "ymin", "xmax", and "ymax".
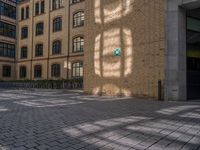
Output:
[{"xmin": 84, "ymin": 0, "xmax": 165, "ymax": 98}]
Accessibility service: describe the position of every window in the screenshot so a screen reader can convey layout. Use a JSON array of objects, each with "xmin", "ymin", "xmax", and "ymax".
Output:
[
  {"xmin": 70, "ymin": 0, "xmax": 84, "ymax": 4},
  {"xmin": 73, "ymin": 36, "xmax": 84, "ymax": 52},
  {"xmin": 21, "ymin": 8, "xmax": 24, "ymax": 20},
  {"xmin": 73, "ymin": 11, "xmax": 84, "ymax": 27},
  {"xmin": 51, "ymin": 64, "xmax": 60, "ymax": 77},
  {"xmin": 52, "ymin": 0, "xmax": 62, "ymax": 10},
  {"xmin": 41, "ymin": 1, "xmax": 45, "ymax": 14},
  {"xmin": 0, "ymin": 1, "xmax": 16, "ymax": 19},
  {"xmin": 35, "ymin": 2, "xmax": 39, "ymax": 15},
  {"xmin": 52, "ymin": 40, "xmax": 61, "ymax": 55},
  {"xmin": 19, "ymin": 66, "xmax": 26, "ymax": 78},
  {"xmin": 53, "ymin": 17, "xmax": 62, "ymax": 32},
  {"xmin": 0, "ymin": 21, "xmax": 16, "ymax": 38},
  {"xmin": 0, "ymin": 42, "xmax": 15, "ymax": 58},
  {"xmin": 21, "ymin": 27, "xmax": 28, "ymax": 39},
  {"xmin": 2, "ymin": 66, "xmax": 11, "ymax": 77},
  {"xmin": 26, "ymin": 6, "xmax": 29, "ymax": 19},
  {"xmin": 35, "ymin": 44, "xmax": 43, "ymax": 57},
  {"xmin": 72, "ymin": 62, "xmax": 83, "ymax": 78},
  {"xmin": 21, "ymin": 47, "xmax": 28, "ymax": 59},
  {"xmin": 34, "ymin": 65, "xmax": 42, "ymax": 78},
  {"xmin": 36, "ymin": 22, "xmax": 44, "ymax": 35}
]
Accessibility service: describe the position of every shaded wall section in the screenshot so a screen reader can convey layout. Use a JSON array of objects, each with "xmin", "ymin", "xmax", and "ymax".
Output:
[{"xmin": 84, "ymin": 0, "xmax": 165, "ymax": 98}]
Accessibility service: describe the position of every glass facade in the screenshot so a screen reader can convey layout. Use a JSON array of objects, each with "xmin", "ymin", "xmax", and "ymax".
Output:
[
  {"xmin": 0, "ymin": 21, "xmax": 16, "ymax": 38},
  {"xmin": 0, "ymin": 42, "xmax": 15, "ymax": 58},
  {"xmin": 186, "ymin": 15, "xmax": 200, "ymax": 99},
  {"xmin": 0, "ymin": 1, "xmax": 16, "ymax": 19}
]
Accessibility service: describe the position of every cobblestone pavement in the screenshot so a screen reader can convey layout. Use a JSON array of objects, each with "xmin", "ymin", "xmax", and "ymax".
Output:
[{"xmin": 0, "ymin": 89, "xmax": 200, "ymax": 150}]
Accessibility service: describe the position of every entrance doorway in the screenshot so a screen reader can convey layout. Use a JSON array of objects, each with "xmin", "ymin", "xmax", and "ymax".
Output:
[{"xmin": 187, "ymin": 8, "xmax": 200, "ymax": 99}]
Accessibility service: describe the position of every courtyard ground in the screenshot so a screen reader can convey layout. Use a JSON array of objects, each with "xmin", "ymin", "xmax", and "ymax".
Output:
[{"xmin": 0, "ymin": 89, "xmax": 200, "ymax": 150}]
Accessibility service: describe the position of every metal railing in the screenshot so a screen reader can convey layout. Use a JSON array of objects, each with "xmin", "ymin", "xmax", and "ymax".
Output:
[{"xmin": 0, "ymin": 79, "xmax": 83, "ymax": 90}]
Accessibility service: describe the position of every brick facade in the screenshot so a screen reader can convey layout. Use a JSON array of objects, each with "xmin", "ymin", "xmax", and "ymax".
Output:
[
  {"xmin": 84, "ymin": 0, "xmax": 165, "ymax": 98},
  {"xmin": 16, "ymin": 0, "xmax": 84, "ymax": 80}
]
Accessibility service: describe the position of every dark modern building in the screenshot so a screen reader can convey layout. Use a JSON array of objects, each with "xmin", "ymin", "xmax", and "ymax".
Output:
[{"xmin": 0, "ymin": 0, "xmax": 17, "ymax": 80}]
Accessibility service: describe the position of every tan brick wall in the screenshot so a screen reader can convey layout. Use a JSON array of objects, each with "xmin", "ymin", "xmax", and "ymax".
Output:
[{"xmin": 84, "ymin": 0, "xmax": 165, "ymax": 98}]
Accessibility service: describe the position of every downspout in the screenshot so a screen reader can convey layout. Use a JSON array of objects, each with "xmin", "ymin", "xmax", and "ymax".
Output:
[
  {"xmin": 30, "ymin": 0, "xmax": 34, "ymax": 80},
  {"xmin": 47, "ymin": 0, "xmax": 51, "ymax": 80},
  {"xmin": 15, "ymin": 3, "xmax": 17, "ymax": 80},
  {"xmin": 66, "ymin": 2, "xmax": 70, "ymax": 80}
]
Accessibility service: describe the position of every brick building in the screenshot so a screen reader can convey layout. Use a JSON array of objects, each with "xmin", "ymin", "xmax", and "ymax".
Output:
[
  {"xmin": 16, "ymin": 0, "xmax": 84, "ymax": 80},
  {"xmin": 84, "ymin": 0, "xmax": 200, "ymax": 101}
]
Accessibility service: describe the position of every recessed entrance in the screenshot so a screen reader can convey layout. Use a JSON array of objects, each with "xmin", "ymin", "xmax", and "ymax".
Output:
[{"xmin": 187, "ymin": 8, "xmax": 200, "ymax": 99}]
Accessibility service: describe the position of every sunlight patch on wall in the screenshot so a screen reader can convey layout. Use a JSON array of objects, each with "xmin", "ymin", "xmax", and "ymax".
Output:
[
  {"xmin": 94, "ymin": 0, "xmax": 101, "ymax": 24},
  {"xmin": 94, "ymin": 28, "xmax": 133, "ymax": 78},
  {"xmin": 103, "ymin": 28, "xmax": 121, "ymax": 78},
  {"xmin": 94, "ymin": 34, "xmax": 101, "ymax": 76},
  {"xmin": 94, "ymin": 0, "xmax": 133, "ymax": 24},
  {"xmin": 123, "ymin": 28, "xmax": 133, "ymax": 77}
]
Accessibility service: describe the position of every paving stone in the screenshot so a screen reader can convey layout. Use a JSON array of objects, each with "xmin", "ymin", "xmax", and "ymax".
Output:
[{"xmin": 0, "ymin": 89, "xmax": 199, "ymax": 150}]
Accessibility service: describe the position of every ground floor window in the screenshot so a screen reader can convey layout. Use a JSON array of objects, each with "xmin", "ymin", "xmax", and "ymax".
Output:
[
  {"xmin": 34, "ymin": 65, "xmax": 42, "ymax": 78},
  {"xmin": 72, "ymin": 62, "xmax": 83, "ymax": 78},
  {"xmin": 2, "ymin": 66, "xmax": 11, "ymax": 77},
  {"xmin": 19, "ymin": 66, "xmax": 26, "ymax": 78},
  {"xmin": 51, "ymin": 64, "xmax": 60, "ymax": 77}
]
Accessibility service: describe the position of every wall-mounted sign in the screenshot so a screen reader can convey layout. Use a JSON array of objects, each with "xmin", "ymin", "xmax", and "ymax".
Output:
[{"xmin": 114, "ymin": 48, "xmax": 121, "ymax": 56}]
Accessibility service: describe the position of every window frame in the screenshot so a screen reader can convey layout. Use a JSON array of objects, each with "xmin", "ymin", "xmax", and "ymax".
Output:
[
  {"xmin": 52, "ymin": 40, "xmax": 62, "ymax": 55},
  {"xmin": 72, "ymin": 61, "xmax": 83, "ymax": 78},
  {"xmin": 35, "ymin": 2, "xmax": 40, "ymax": 16},
  {"xmin": 21, "ymin": 46, "xmax": 28, "ymax": 59},
  {"xmin": 19, "ymin": 66, "xmax": 27, "ymax": 79},
  {"xmin": 53, "ymin": 17, "xmax": 62, "ymax": 32},
  {"xmin": 0, "ymin": 42, "xmax": 15, "ymax": 58},
  {"xmin": 51, "ymin": 64, "xmax": 61, "ymax": 78},
  {"xmin": 52, "ymin": 0, "xmax": 62, "ymax": 10},
  {"xmin": 34, "ymin": 65, "xmax": 42, "ymax": 78},
  {"xmin": 2, "ymin": 65, "xmax": 11, "ymax": 77},
  {"xmin": 35, "ymin": 44, "xmax": 43, "ymax": 57},
  {"xmin": 72, "ymin": 36, "xmax": 84, "ymax": 53},
  {"xmin": 21, "ymin": 26, "xmax": 28, "ymax": 39},
  {"xmin": 36, "ymin": 22, "xmax": 44, "ymax": 36},
  {"xmin": 73, "ymin": 11, "xmax": 84, "ymax": 28}
]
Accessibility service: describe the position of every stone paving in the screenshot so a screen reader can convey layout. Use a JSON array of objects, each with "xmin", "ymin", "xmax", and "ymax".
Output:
[{"xmin": 0, "ymin": 89, "xmax": 200, "ymax": 150}]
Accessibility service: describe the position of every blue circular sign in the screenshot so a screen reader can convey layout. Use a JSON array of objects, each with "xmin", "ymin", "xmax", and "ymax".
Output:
[{"xmin": 114, "ymin": 48, "xmax": 121, "ymax": 56}]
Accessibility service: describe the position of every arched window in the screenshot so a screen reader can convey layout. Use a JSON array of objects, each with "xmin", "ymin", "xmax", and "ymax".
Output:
[
  {"xmin": 53, "ymin": 17, "xmax": 62, "ymax": 32},
  {"xmin": 73, "ymin": 11, "xmax": 84, "ymax": 27},
  {"xmin": 36, "ymin": 22, "xmax": 44, "ymax": 35},
  {"xmin": 19, "ymin": 66, "xmax": 26, "ymax": 78},
  {"xmin": 35, "ymin": 44, "xmax": 43, "ymax": 57},
  {"xmin": 73, "ymin": 36, "xmax": 84, "ymax": 52},
  {"xmin": 52, "ymin": 0, "xmax": 62, "ymax": 10},
  {"xmin": 72, "ymin": 62, "xmax": 83, "ymax": 78},
  {"xmin": 21, "ymin": 26, "xmax": 28, "ymax": 39},
  {"xmin": 21, "ymin": 46, "xmax": 28, "ymax": 59},
  {"xmin": 51, "ymin": 64, "xmax": 60, "ymax": 77},
  {"xmin": 52, "ymin": 40, "xmax": 61, "ymax": 55},
  {"xmin": 34, "ymin": 65, "xmax": 42, "ymax": 78},
  {"xmin": 2, "ymin": 65, "xmax": 11, "ymax": 77}
]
